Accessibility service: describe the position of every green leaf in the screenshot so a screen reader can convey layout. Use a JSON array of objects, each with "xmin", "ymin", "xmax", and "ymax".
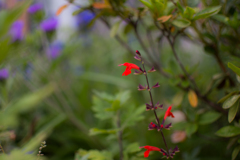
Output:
[
  {"xmin": 140, "ymin": 0, "xmax": 152, "ymax": 10},
  {"xmin": 105, "ymin": 100, "xmax": 121, "ymax": 111},
  {"xmin": 212, "ymin": 14, "xmax": 229, "ymax": 25},
  {"xmin": 92, "ymin": 90, "xmax": 115, "ymax": 102},
  {"xmin": 117, "ymin": 90, "xmax": 131, "ymax": 104},
  {"xmin": 198, "ymin": 111, "xmax": 222, "ymax": 125},
  {"xmin": 183, "ymin": 6, "xmax": 196, "ymax": 19},
  {"xmin": 92, "ymin": 96, "xmax": 114, "ymax": 120},
  {"xmin": 72, "ymin": 9, "xmax": 84, "ymax": 15},
  {"xmin": 125, "ymin": 142, "xmax": 140, "ymax": 153},
  {"xmin": 121, "ymin": 105, "xmax": 145, "ymax": 128},
  {"xmin": 223, "ymin": 95, "xmax": 240, "ymax": 109},
  {"xmin": 0, "ymin": 149, "xmax": 36, "ymax": 160},
  {"xmin": 5, "ymin": 83, "xmax": 56, "ymax": 114},
  {"xmin": 228, "ymin": 62, "xmax": 240, "ymax": 77},
  {"xmin": 232, "ymin": 145, "xmax": 240, "ymax": 160},
  {"xmin": 110, "ymin": 21, "xmax": 121, "ymax": 37},
  {"xmin": 218, "ymin": 91, "xmax": 239, "ymax": 103},
  {"xmin": 75, "ymin": 149, "xmax": 113, "ymax": 160},
  {"xmin": 186, "ymin": 123, "xmax": 198, "ymax": 136},
  {"xmin": 216, "ymin": 126, "xmax": 240, "ymax": 137},
  {"xmin": 172, "ymin": 18, "xmax": 191, "ymax": 28},
  {"xmin": 89, "ymin": 128, "xmax": 118, "ymax": 136},
  {"xmin": 0, "ymin": 38, "xmax": 11, "ymax": 64},
  {"xmin": 192, "ymin": 6, "xmax": 221, "ymax": 20},
  {"xmin": 176, "ymin": 2, "xmax": 184, "ymax": 13},
  {"xmin": 228, "ymin": 100, "xmax": 239, "ymax": 123}
]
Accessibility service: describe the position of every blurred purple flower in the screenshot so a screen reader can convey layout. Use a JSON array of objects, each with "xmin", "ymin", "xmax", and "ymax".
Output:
[
  {"xmin": 47, "ymin": 41, "xmax": 63, "ymax": 60},
  {"xmin": 40, "ymin": 17, "xmax": 58, "ymax": 32},
  {"xmin": 28, "ymin": 3, "xmax": 43, "ymax": 14},
  {"xmin": 9, "ymin": 20, "xmax": 24, "ymax": 41},
  {"xmin": 76, "ymin": 10, "xmax": 95, "ymax": 26},
  {"xmin": 0, "ymin": 68, "xmax": 9, "ymax": 80}
]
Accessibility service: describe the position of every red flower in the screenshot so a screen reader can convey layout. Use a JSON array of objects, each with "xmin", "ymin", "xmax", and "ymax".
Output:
[
  {"xmin": 164, "ymin": 106, "xmax": 175, "ymax": 120},
  {"xmin": 119, "ymin": 63, "xmax": 140, "ymax": 76},
  {"xmin": 140, "ymin": 145, "xmax": 161, "ymax": 158}
]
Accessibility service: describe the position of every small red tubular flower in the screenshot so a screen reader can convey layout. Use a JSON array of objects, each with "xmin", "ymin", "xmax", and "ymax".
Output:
[
  {"xmin": 139, "ymin": 146, "xmax": 161, "ymax": 158},
  {"xmin": 164, "ymin": 106, "xmax": 175, "ymax": 120},
  {"xmin": 119, "ymin": 63, "xmax": 140, "ymax": 76}
]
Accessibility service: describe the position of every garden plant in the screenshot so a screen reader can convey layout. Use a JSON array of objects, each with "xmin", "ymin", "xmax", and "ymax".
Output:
[{"xmin": 0, "ymin": 0, "xmax": 240, "ymax": 160}]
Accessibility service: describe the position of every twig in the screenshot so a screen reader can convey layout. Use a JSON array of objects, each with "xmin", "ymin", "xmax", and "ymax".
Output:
[
  {"xmin": 117, "ymin": 111, "xmax": 123, "ymax": 160},
  {"xmin": 0, "ymin": 143, "xmax": 5, "ymax": 154}
]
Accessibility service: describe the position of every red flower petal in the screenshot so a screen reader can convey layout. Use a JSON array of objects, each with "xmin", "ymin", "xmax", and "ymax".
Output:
[
  {"xmin": 122, "ymin": 69, "xmax": 131, "ymax": 76},
  {"xmin": 164, "ymin": 106, "xmax": 174, "ymax": 120},
  {"xmin": 119, "ymin": 63, "xmax": 140, "ymax": 76},
  {"xmin": 144, "ymin": 150, "xmax": 150, "ymax": 157}
]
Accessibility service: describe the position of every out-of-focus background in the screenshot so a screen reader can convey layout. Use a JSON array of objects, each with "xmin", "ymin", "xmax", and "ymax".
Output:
[{"xmin": 0, "ymin": 0, "xmax": 240, "ymax": 160}]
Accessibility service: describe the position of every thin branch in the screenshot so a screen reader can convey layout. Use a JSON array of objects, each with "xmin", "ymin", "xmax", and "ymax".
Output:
[
  {"xmin": 141, "ymin": 57, "xmax": 172, "ymax": 160},
  {"xmin": 0, "ymin": 143, "xmax": 5, "ymax": 154},
  {"xmin": 166, "ymin": 34, "xmax": 199, "ymax": 91},
  {"xmin": 117, "ymin": 111, "xmax": 123, "ymax": 160}
]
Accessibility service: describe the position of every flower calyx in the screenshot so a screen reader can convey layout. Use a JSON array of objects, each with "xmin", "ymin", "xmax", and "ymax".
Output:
[
  {"xmin": 148, "ymin": 122, "xmax": 160, "ymax": 131},
  {"xmin": 160, "ymin": 123, "xmax": 172, "ymax": 130},
  {"xmin": 148, "ymin": 67, "xmax": 156, "ymax": 73},
  {"xmin": 138, "ymin": 84, "xmax": 147, "ymax": 91},
  {"xmin": 134, "ymin": 55, "xmax": 141, "ymax": 61},
  {"xmin": 146, "ymin": 102, "xmax": 163, "ymax": 111},
  {"xmin": 169, "ymin": 146, "xmax": 180, "ymax": 159},
  {"xmin": 152, "ymin": 82, "xmax": 160, "ymax": 89},
  {"xmin": 134, "ymin": 70, "xmax": 143, "ymax": 75}
]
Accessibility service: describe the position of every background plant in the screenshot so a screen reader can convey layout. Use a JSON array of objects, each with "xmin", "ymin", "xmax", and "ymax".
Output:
[{"xmin": 0, "ymin": 0, "xmax": 240, "ymax": 160}]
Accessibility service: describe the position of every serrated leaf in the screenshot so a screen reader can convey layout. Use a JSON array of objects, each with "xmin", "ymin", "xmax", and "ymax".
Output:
[
  {"xmin": 192, "ymin": 6, "xmax": 221, "ymax": 20},
  {"xmin": 228, "ymin": 100, "xmax": 239, "ymax": 123},
  {"xmin": 232, "ymin": 145, "xmax": 240, "ymax": 160},
  {"xmin": 125, "ymin": 142, "xmax": 140, "ymax": 153},
  {"xmin": 216, "ymin": 126, "xmax": 240, "ymax": 137},
  {"xmin": 218, "ymin": 91, "xmax": 239, "ymax": 103},
  {"xmin": 110, "ymin": 21, "xmax": 121, "ymax": 37},
  {"xmin": 198, "ymin": 111, "xmax": 221, "ymax": 125},
  {"xmin": 186, "ymin": 123, "xmax": 198, "ymax": 137},
  {"xmin": 223, "ymin": 95, "xmax": 240, "ymax": 109},
  {"xmin": 121, "ymin": 105, "xmax": 145, "ymax": 128},
  {"xmin": 172, "ymin": 18, "xmax": 191, "ymax": 28},
  {"xmin": 105, "ymin": 100, "xmax": 120, "ymax": 111},
  {"xmin": 228, "ymin": 62, "xmax": 240, "ymax": 77},
  {"xmin": 92, "ymin": 90, "xmax": 115, "ymax": 102},
  {"xmin": 188, "ymin": 90, "xmax": 198, "ymax": 107}
]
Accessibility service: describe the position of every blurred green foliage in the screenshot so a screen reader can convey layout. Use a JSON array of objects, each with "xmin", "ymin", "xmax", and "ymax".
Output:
[{"xmin": 0, "ymin": 0, "xmax": 240, "ymax": 160}]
